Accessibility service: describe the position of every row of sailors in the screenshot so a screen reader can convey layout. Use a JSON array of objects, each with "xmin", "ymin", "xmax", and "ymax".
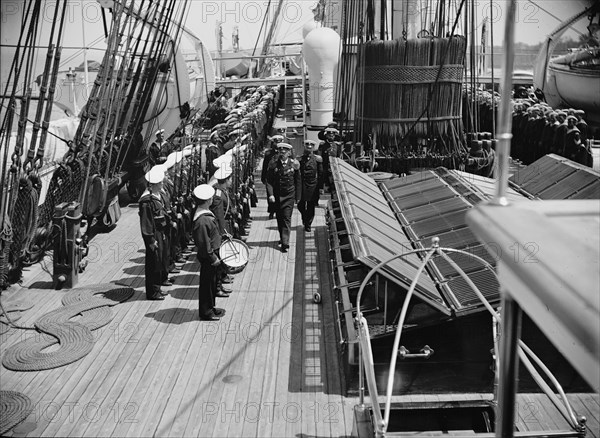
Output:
[
  {"xmin": 138, "ymin": 148, "xmax": 246, "ymax": 320},
  {"xmin": 512, "ymin": 101, "xmax": 592, "ymax": 166},
  {"xmin": 148, "ymin": 85, "xmax": 277, "ymax": 171},
  {"xmin": 466, "ymin": 87, "xmax": 593, "ymax": 167}
]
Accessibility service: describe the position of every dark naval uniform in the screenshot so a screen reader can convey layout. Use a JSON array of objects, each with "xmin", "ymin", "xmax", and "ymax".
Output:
[
  {"xmin": 318, "ymin": 140, "xmax": 340, "ymax": 191},
  {"xmin": 266, "ymin": 157, "xmax": 301, "ymax": 249},
  {"xmin": 210, "ymin": 186, "xmax": 231, "ymax": 236},
  {"xmin": 149, "ymin": 139, "xmax": 168, "ymax": 166},
  {"xmin": 139, "ymin": 191, "xmax": 168, "ymax": 299},
  {"xmin": 192, "ymin": 209, "xmax": 222, "ymax": 319},
  {"xmin": 298, "ymin": 152, "xmax": 323, "ymax": 231},
  {"xmin": 261, "ymin": 147, "xmax": 278, "ymax": 217},
  {"xmin": 210, "ymin": 185, "xmax": 233, "ymax": 293}
]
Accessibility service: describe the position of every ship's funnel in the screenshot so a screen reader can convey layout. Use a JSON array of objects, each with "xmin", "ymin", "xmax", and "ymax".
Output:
[{"xmin": 302, "ymin": 27, "xmax": 340, "ymax": 128}]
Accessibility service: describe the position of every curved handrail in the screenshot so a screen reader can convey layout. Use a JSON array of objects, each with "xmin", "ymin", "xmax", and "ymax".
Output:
[{"xmin": 353, "ymin": 238, "xmax": 585, "ymax": 435}]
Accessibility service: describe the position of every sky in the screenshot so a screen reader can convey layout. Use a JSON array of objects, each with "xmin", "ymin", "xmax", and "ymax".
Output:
[{"xmin": 0, "ymin": 0, "xmax": 595, "ymax": 76}]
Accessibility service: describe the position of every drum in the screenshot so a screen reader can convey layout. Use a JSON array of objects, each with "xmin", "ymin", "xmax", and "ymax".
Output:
[{"xmin": 219, "ymin": 238, "xmax": 250, "ymax": 274}]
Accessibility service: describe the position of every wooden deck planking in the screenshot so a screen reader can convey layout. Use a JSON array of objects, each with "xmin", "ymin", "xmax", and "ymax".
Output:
[
  {"xmin": 201, "ymin": 203, "xmax": 280, "ymax": 437},
  {"xmin": 116, "ymin": 291, "xmax": 202, "ymax": 437},
  {"xmin": 316, "ymin": 221, "xmax": 353, "ymax": 437},
  {"xmin": 219, "ymin": 208, "xmax": 272, "ymax": 438},
  {"xmin": 2, "ymin": 182, "xmax": 598, "ymax": 438},
  {"xmin": 515, "ymin": 393, "xmax": 557, "ymax": 432},
  {"xmin": 100, "ymin": 261, "xmax": 195, "ymax": 437},
  {"xmin": 9, "ymin": 226, "xmax": 145, "ymax": 435},
  {"xmin": 5, "ymin": 219, "xmax": 149, "ymax": 436},
  {"xmin": 190, "ymin": 249, "xmax": 259, "ymax": 437},
  {"xmin": 218, "ymin": 214, "xmax": 277, "ymax": 438},
  {"xmin": 250, "ymin": 212, "xmax": 289, "ymax": 438},
  {"xmin": 569, "ymin": 394, "xmax": 600, "ymax": 438}
]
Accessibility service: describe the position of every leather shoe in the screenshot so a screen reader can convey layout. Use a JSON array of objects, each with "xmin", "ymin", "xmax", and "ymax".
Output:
[
  {"xmin": 304, "ymin": 225, "xmax": 311, "ymax": 232},
  {"xmin": 222, "ymin": 275, "xmax": 234, "ymax": 284},
  {"xmin": 148, "ymin": 295, "xmax": 165, "ymax": 301},
  {"xmin": 169, "ymin": 268, "xmax": 181, "ymax": 274},
  {"xmin": 200, "ymin": 314, "xmax": 221, "ymax": 321},
  {"xmin": 213, "ymin": 308, "xmax": 226, "ymax": 317},
  {"xmin": 281, "ymin": 244, "xmax": 289, "ymax": 253},
  {"xmin": 160, "ymin": 290, "xmax": 169, "ymax": 296},
  {"xmin": 161, "ymin": 280, "xmax": 173, "ymax": 287},
  {"xmin": 216, "ymin": 291, "xmax": 230, "ymax": 298}
]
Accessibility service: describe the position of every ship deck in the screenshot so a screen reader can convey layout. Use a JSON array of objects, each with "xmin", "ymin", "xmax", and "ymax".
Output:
[{"xmin": 0, "ymin": 180, "xmax": 598, "ymax": 437}]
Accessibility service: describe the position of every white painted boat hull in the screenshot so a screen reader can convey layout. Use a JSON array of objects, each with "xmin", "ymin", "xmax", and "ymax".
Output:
[{"xmin": 545, "ymin": 63, "xmax": 600, "ymax": 122}]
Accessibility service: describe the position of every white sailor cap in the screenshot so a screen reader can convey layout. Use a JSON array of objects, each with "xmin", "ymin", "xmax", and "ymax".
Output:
[
  {"xmin": 155, "ymin": 129, "xmax": 165, "ymax": 136},
  {"xmin": 193, "ymin": 184, "xmax": 215, "ymax": 201},
  {"xmin": 214, "ymin": 165, "xmax": 232, "ymax": 180},
  {"xmin": 277, "ymin": 142, "xmax": 293, "ymax": 150},
  {"xmin": 165, "ymin": 150, "xmax": 186, "ymax": 168},
  {"xmin": 270, "ymin": 134, "xmax": 285, "ymax": 143},
  {"xmin": 213, "ymin": 153, "xmax": 232, "ymax": 168},
  {"xmin": 163, "ymin": 154, "xmax": 177, "ymax": 169},
  {"xmin": 145, "ymin": 165, "xmax": 165, "ymax": 184}
]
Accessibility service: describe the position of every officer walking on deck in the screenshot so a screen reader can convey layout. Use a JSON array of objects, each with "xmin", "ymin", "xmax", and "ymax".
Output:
[
  {"xmin": 266, "ymin": 142, "xmax": 301, "ymax": 253},
  {"xmin": 261, "ymin": 134, "xmax": 285, "ymax": 219},
  {"xmin": 318, "ymin": 127, "xmax": 341, "ymax": 192},
  {"xmin": 298, "ymin": 140, "xmax": 323, "ymax": 232}
]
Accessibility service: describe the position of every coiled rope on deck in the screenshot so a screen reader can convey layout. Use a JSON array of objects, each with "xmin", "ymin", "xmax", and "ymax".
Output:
[
  {"xmin": 0, "ymin": 391, "xmax": 33, "ymax": 435},
  {"xmin": 2, "ymin": 283, "xmax": 133, "ymax": 372}
]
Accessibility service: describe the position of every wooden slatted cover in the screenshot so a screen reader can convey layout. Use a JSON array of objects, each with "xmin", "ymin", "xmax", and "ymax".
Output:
[
  {"xmin": 331, "ymin": 159, "xmax": 449, "ymax": 314},
  {"xmin": 381, "ymin": 169, "xmax": 502, "ymax": 314}
]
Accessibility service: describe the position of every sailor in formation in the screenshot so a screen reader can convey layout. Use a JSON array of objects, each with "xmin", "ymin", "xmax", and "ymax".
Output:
[
  {"xmin": 210, "ymin": 163, "xmax": 235, "ymax": 296},
  {"xmin": 138, "ymin": 165, "xmax": 169, "ymax": 300},
  {"xmin": 265, "ymin": 142, "xmax": 301, "ymax": 253},
  {"xmin": 192, "ymin": 184, "xmax": 226, "ymax": 321}
]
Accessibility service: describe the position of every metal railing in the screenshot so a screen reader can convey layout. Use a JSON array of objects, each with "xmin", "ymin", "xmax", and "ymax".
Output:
[{"xmin": 353, "ymin": 237, "xmax": 586, "ymax": 437}]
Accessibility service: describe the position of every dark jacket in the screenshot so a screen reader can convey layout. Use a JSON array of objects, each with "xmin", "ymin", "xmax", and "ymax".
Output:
[
  {"xmin": 261, "ymin": 148, "xmax": 277, "ymax": 183},
  {"xmin": 266, "ymin": 157, "xmax": 301, "ymax": 204},
  {"xmin": 299, "ymin": 153, "xmax": 323, "ymax": 201},
  {"xmin": 138, "ymin": 193, "xmax": 167, "ymax": 247},
  {"xmin": 192, "ymin": 209, "xmax": 222, "ymax": 264},
  {"xmin": 210, "ymin": 187, "xmax": 230, "ymax": 235}
]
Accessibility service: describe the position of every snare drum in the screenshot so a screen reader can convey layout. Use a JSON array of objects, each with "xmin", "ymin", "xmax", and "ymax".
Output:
[{"xmin": 219, "ymin": 238, "xmax": 250, "ymax": 274}]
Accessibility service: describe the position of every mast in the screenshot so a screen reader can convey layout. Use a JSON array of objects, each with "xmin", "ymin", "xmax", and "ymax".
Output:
[
  {"xmin": 258, "ymin": 0, "xmax": 285, "ymax": 75},
  {"xmin": 80, "ymin": 3, "xmax": 90, "ymax": 97},
  {"xmin": 215, "ymin": 20, "xmax": 223, "ymax": 78},
  {"xmin": 493, "ymin": 0, "xmax": 517, "ymax": 206}
]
